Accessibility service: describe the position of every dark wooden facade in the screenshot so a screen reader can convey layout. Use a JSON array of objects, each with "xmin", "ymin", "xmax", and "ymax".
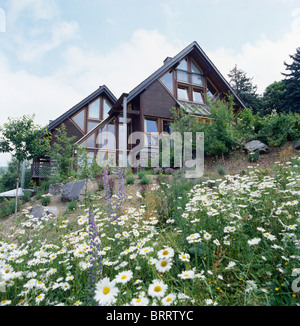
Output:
[{"xmin": 31, "ymin": 41, "xmax": 246, "ymax": 180}]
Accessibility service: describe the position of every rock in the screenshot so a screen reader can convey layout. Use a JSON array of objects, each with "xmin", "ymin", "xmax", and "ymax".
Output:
[
  {"xmin": 245, "ymin": 140, "xmax": 269, "ymax": 154},
  {"xmin": 61, "ymin": 179, "xmax": 87, "ymax": 202},
  {"xmin": 30, "ymin": 205, "xmax": 58, "ymax": 219},
  {"xmin": 48, "ymin": 183, "xmax": 64, "ymax": 196},
  {"xmin": 30, "ymin": 205, "xmax": 46, "ymax": 219},
  {"xmin": 295, "ymin": 138, "xmax": 300, "ymax": 150}
]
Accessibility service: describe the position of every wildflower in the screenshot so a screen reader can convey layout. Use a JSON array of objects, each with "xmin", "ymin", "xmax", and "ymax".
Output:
[
  {"xmin": 35, "ymin": 293, "xmax": 45, "ymax": 305},
  {"xmin": 94, "ymin": 277, "xmax": 119, "ymax": 306},
  {"xmin": 157, "ymin": 247, "xmax": 175, "ymax": 259},
  {"xmin": 115, "ymin": 270, "xmax": 133, "ymax": 284},
  {"xmin": 203, "ymin": 232, "xmax": 212, "ymax": 241},
  {"xmin": 148, "ymin": 279, "xmax": 168, "ymax": 298},
  {"xmin": 0, "ymin": 300, "xmax": 12, "ymax": 306},
  {"xmin": 139, "ymin": 247, "xmax": 154, "ymax": 255},
  {"xmin": 225, "ymin": 261, "xmax": 236, "ymax": 270},
  {"xmin": 178, "ymin": 270, "xmax": 195, "ymax": 279},
  {"xmin": 263, "ymin": 232, "xmax": 276, "ymax": 241},
  {"xmin": 186, "ymin": 233, "xmax": 201, "ymax": 243},
  {"xmin": 213, "ymin": 239, "xmax": 221, "ymax": 246},
  {"xmin": 205, "ymin": 299, "xmax": 218, "ymax": 306},
  {"xmin": 247, "ymin": 238, "xmax": 261, "ymax": 246},
  {"xmin": 161, "ymin": 293, "xmax": 176, "ymax": 306},
  {"xmin": 178, "ymin": 252, "xmax": 190, "ymax": 262},
  {"xmin": 155, "ymin": 259, "xmax": 173, "ymax": 273},
  {"xmin": 131, "ymin": 297, "xmax": 149, "ymax": 306}
]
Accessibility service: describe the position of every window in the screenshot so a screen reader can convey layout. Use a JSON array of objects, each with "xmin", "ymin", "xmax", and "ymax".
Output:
[
  {"xmin": 72, "ymin": 109, "xmax": 85, "ymax": 131},
  {"xmin": 191, "ymin": 61, "xmax": 204, "ymax": 86},
  {"xmin": 103, "ymin": 99, "xmax": 112, "ymax": 120},
  {"xmin": 89, "ymin": 98, "xmax": 100, "ymax": 119},
  {"xmin": 193, "ymin": 89, "xmax": 204, "ymax": 103},
  {"xmin": 145, "ymin": 119, "xmax": 158, "ymax": 133},
  {"xmin": 88, "ymin": 121, "xmax": 99, "ymax": 132},
  {"xmin": 160, "ymin": 70, "xmax": 173, "ymax": 94},
  {"xmin": 86, "ymin": 133, "xmax": 95, "ymax": 148},
  {"xmin": 144, "ymin": 118, "xmax": 158, "ymax": 147},
  {"xmin": 177, "ymin": 86, "xmax": 189, "ymax": 100},
  {"xmin": 163, "ymin": 120, "xmax": 174, "ymax": 134},
  {"xmin": 207, "ymin": 79, "xmax": 218, "ymax": 100}
]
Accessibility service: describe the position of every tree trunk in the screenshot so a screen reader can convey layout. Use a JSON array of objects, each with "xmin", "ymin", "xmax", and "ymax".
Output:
[{"xmin": 14, "ymin": 160, "xmax": 21, "ymax": 218}]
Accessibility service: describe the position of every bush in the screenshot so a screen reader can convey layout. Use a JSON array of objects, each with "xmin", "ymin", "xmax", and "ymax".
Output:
[
  {"xmin": 22, "ymin": 191, "xmax": 31, "ymax": 204},
  {"xmin": 248, "ymin": 151, "xmax": 260, "ymax": 162},
  {"xmin": 216, "ymin": 165, "xmax": 226, "ymax": 176},
  {"xmin": 0, "ymin": 199, "xmax": 21, "ymax": 217},
  {"xmin": 41, "ymin": 196, "xmax": 51, "ymax": 206},
  {"xmin": 126, "ymin": 176, "xmax": 135, "ymax": 185},
  {"xmin": 137, "ymin": 170, "xmax": 147, "ymax": 179},
  {"xmin": 67, "ymin": 201, "xmax": 77, "ymax": 212},
  {"xmin": 139, "ymin": 175, "xmax": 151, "ymax": 185}
]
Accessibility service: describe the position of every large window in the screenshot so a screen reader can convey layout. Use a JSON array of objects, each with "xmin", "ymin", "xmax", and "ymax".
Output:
[
  {"xmin": 144, "ymin": 118, "xmax": 159, "ymax": 147},
  {"xmin": 103, "ymin": 99, "xmax": 112, "ymax": 120},
  {"xmin": 89, "ymin": 98, "xmax": 100, "ymax": 119},
  {"xmin": 72, "ymin": 109, "xmax": 85, "ymax": 131}
]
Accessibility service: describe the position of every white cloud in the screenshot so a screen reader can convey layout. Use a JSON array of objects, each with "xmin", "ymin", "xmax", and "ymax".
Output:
[{"xmin": 207, "ymin": 8, "xmax": 300, "ymax": 95}]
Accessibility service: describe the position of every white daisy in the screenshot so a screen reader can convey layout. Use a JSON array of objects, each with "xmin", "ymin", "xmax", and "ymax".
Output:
[
  {"xmin": 115, "ymin": 270, "xmax": 133, "ymax": 284},
  {"xmin": 148, "ymin": 279, "xmax": 168, "ymax": 298},
  {"xmin": 94, "ymin": 277, "xmax": 119, "ymax": 306}
]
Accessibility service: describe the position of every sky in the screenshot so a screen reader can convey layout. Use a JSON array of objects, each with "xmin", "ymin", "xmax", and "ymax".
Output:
[{"xmin": 0, "ymin": 0, "xmax": 299, "ymax": 167}]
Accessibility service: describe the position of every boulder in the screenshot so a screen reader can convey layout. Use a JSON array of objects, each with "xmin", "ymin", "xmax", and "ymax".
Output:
[
  {"xmin": 48, "ymin": 183, "xmax": 64, "ymax": 196},
  {"xmin": 295, "ymin": 138, "xmax": 300, "ymax": 150},
  {"xmin": 30, "ymin": 205, "xmax": 58, "ymax": 219},
  {"xmin": 245, "ymin": 140, "xmax": 269, "ymax": 154},
  {"xmin": 61, "ymin": 179, "xmax": 87, "ymax": 202}
]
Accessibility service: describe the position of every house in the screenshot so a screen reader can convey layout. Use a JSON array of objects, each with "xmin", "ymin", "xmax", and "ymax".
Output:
[{"xmin": 31, "ymin": 41, "xmax": 246, "ymax": 183}]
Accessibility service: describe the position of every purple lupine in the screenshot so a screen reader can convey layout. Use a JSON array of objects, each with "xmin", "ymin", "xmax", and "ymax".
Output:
[
  {"xmin": 115, "ymin": 167, "xmax": 126, "ymax": 219},
  {"xmin": 87, "ymin": 210, "xmax": 103, "ymax": 305},
  {"xmin": 103, "ymin": 167, "xmax": 113, "ymax": 219}
]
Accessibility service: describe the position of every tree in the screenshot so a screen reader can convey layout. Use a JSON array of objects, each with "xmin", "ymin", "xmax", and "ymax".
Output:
[
  {"xmin": 228, "ymin": 65, "xmax": 263, "ymax": 113},
  {"xmin": 0, "ymin": 115, "xmax": 51, "ymax": 217},
  {"xmin": 262, "ymin": 80, "xmax": 287, "ymax": 114},
  {"xmin": 50, "ymin": 124, "xmax": 77, "ymax": 182},
  {"xmin": 281, "ymin": 47, "xmax": 300, "ymax": 113}
]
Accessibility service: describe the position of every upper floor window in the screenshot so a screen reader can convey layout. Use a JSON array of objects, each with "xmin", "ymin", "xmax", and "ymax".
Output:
[{"xmin": 89, "ymin": 98, "xmax": 100, "ymax": 119}]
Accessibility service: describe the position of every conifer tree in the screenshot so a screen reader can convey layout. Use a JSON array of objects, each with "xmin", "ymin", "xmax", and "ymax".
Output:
[{"xmin": 282, "ymin": 47, "xmax": 300, "ymax": 113}]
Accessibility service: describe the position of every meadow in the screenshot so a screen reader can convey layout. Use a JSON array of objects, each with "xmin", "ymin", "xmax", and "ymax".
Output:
[{"xmin": 0, "ymin": 154, "xmax": 299, "ymax": 306}]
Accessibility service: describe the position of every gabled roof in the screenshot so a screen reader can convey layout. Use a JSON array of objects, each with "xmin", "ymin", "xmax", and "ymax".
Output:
[
  {"xmin": 48, "ymin": 85, "xmax": 117, "ymax": 132},
  {"xmin": 126, "ymin": 41, "xmax": 247, "ymax": 109}
]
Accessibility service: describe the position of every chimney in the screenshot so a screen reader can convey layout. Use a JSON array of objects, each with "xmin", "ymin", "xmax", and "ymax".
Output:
[{"xmin": 163, "ymin": 57, "xmax": 172, "ymax": 65}]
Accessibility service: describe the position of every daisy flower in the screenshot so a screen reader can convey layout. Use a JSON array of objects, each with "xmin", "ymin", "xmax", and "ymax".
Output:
[
  {"xmin": 131, "ymin": 297, "xmax": 149, "ymax": 306},
  {"xmin": 178, "ymin": 270, "xmax": 195, "ymax": 279},
  {"xmin": 178, "ymin": 252, "xmax": 190, "ymax": 262},
  {"xmin": 115, "ymin": 270, "xmax": 133, "ymax": 284},
  {"xmin": 35, "ymin": 293, "xmax": 45, "ymax": 305},
  {"xmin": 155, "ymin": 259, "xmax": 173, "ymax": 273},
  {"xmin": 161, "ymin": 293, "xmax": 177, "ymax": 306},
  {"xmin": 148, "ymin": 279, "xmax": 168, "ymax": 298},
  {"xmin": 157, "ymin": 247, "xmax": 175, "ymax": 259},
  {"xmin": 94, "ymin": 277, "xmax": 119, "ymax": 306},
  {"xmin": 203, "ymin": 232, "xmax": 212, "ymax": 241},
  {"xmin": 248, "ymin": 238, "xmax": 261, "ymax": 246}
]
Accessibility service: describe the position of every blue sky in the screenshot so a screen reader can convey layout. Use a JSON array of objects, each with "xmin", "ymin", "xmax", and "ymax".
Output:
[{"xmin": 0, "ymin": 0, "xmax": 299, "ymax": 166}]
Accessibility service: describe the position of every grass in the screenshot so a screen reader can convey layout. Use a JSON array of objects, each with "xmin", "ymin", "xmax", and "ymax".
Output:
[{"xmin": 0, "ymin": 154, "xmax": 299, "ymax": 306}]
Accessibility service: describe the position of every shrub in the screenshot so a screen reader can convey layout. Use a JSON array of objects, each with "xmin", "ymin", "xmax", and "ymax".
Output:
[
  {"xmin": 248, "ymin": 151, "xmax": 260, "ymax": 162},
  {"xmin": 126, "ymin": 176, "xmax": 135, "ymax": 185},
  {"xmin": 41, "ymin": 196, "xmax": 51, "ymax": 206},
  {"xmin": 67, "ymin": 201, "xmax": 77, "ymax": 212},
  {"xmin": 0, "ymin": 199, "xmax": 21, "ymax": 217},
  {"xmin": 216, "ymin": 165, "xmax": 226, "ymax": 176},
  {"xmin": 137, "ymin": 170, "xmax": 147, "ymax": 179},
  {"xmin": 22, "ymin": 191, "xmax": 31, "ymax": 204},
  {"xmin": 139, "ymin": 175, "xmax": 151, "ymax": 185}
]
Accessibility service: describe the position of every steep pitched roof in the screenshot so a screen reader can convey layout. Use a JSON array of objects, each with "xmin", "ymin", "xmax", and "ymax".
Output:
[
  {"xmin": 48, "ymin": 85, "xmax": 117, "ymax": 132},
  {"xmin": 126, "ymin": 41, "xmax": 246, "ymax": 109}
]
